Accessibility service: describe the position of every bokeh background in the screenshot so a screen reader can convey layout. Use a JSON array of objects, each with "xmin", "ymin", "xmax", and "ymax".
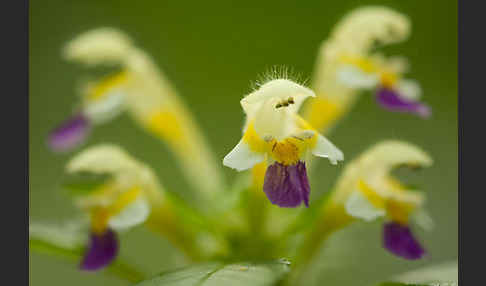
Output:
[{"xmin": 29, "ymin": 0, "xmax": 457, "ymax": 285}]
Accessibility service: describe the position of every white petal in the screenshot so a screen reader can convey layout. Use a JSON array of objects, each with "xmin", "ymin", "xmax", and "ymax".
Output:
[
  {"xmin": 396, "ymin": 79, "xmax": 422, "ymax": 100},
  {"xmin": 311, "ymin": 134, "xmax": 344, "ymax": 165},
  {"xmin": 337, "ymin": 65, "xmax": 379, "ymax": 89},
  {"xmin": 108, "ymin": 198, "xmax": 150, "ymax": 231},
  {"xmin": 345, "ymin": 191, "xmax": 385, "ymax": 221},
  {"xmin": 223, "ymin": 140, "xmax": 264, "ymax": 171},
  {"xmin": 84, "ymin": 91, "xmax": 126, "ymax": 124}
]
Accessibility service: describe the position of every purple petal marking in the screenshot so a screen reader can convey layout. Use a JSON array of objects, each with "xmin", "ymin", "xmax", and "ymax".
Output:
[
  {"xmin": 263, "ymin": 161, "xmax": 310, "ymax": 208},
  {"xmin": 383, "ymin": 222, "xmax": 425, "ymax": 260},
  {"xmin": 376, "ymin": 88, "xmax": 431, "ymax": 118},
  {"xmin": 48, "ymin": 113, "xmax": 90, "ymax": 152},
  {"xmin": 80, "ymin": 229, "xmax": 119, "ymax": 271}
]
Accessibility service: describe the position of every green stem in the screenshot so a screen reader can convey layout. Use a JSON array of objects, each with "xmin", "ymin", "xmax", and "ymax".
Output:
[
  {"xmin": 145, "ymin": 192, "xmax": 231, "ymax": 262},
  {"xmin": 286, "ymin": 202, "xmax": 355, "ymax": 285}
]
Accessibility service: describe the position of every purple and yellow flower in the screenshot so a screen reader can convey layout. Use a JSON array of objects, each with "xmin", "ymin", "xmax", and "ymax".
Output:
[
  {"xmin": 325, "ymin": 140, "xmax": 433, "ymax": 259},
  {"xmin": 337, "ymin": 53, "xmax": 431, "ymax": 118},
  {"xmin": 223, "ymin": 79, "xmax": 344, "ymax": 208},
  {"xmin": 48, "ymin": 71, "xmax": 129, "ymax": 152},
  {"xmin": 48, "ymin": 28, "xmax": 225, "ymax": 199},
  {"xmin": 304, "ymin": 7, "xmax": 428, "ymax": 134},
  {"xmin": 66, "ymin": 144, "xmax": 165, "ymax": 270}
]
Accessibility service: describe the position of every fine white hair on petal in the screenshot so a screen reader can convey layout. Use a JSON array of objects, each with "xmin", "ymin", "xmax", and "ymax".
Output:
[
  {"xmin": 396, "ymin": 79, "xmax": 422, "ymax": 100},
  {"xmin": 337, "ymin": 65, "xmax": 379, "ymax": 89},
  {"xmin": 345, "ymin": 191, "xmax": 385, "ymax": 221},
  {"xmin": 223, "ymin": 140, "xmax": 265, "ymax": 171},
  {"xmin": 63, "ymin": 27, "xmax": 134, "ymax": 66},
  {"xmin": 252, "ymin": 66, "xmax": 307, "ymax": 89},
  {"xmin": 311, "ymin": 134, "xmax": 344, "ymax": 165},
  {"xmin": 108, "ymin": 198, "xmax": 150, "ymax": 231}
]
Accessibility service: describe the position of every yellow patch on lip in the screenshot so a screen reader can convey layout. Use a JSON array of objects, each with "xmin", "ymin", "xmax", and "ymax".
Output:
[
  {"xmin": 270, "ymin": 139, "xmax": 301, "ymax": 166},
  {"xmin": 243, "ymin": 118, "xmax": 318, "ymax": 165},
  {"xmin": 242, "ymin": 122, "xmax": 269, "ymax": 154},
  {"xmin": 386, "ymin": 199, "xmax": 414, "ymax": 225},
  {"xmin": 251, "ymin": 161, "xmax": 267, "ymax": 191},
  {"xmin": 358, "ymin": 180, "xmax": 386, "ymax": 209},
  {"xmin": 379, "ymin": 71, "xmax": 399, "ymax": 88},
  {"xmin": 339, "ymin": 54, "xmax": 377, "ymax": 73},
  {"xmin": 87, "ymin": 71, "xmax": 129, "ymax": 101},
  {"xmin": 90, "ymin": 186, "xmax": 142, "ymax": 234},
  {"xmin": 268, "ymin": 135, "xmax": 316, "ymax": 166},
  {"xmin": 358, "ymin": 178, "xmax": 421, "ymax": 225}
]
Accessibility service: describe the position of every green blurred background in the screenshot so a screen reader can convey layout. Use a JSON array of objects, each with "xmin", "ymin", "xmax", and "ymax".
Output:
[{"xmin": 29, "ymin": 0, "xmax": 457, "ymax": 285}]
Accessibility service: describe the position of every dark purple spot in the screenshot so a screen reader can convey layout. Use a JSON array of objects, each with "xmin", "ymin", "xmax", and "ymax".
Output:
[
  {"xmin": 376, "ymin": 87, "xmax": 431, "ymax": 118},
  {"xmin": 383, "ymin": 222, "xmax": 425, "ymax": 260},
  {"xmin": 47, "ymin": 113, "xmax": 90, "ymax": 152},
  {"xmin": 263, "ymin": 161, "xmax": 310, "ymax": 208},
  {"xmin": 80, "ymin": 229, "xmax": 119, "ymax": 271}
]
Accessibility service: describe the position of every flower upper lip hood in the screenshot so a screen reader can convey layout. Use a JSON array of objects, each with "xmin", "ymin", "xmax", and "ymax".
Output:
[
  {"xmin": 241, "ymin": 79, "xmax": 315, "ymax": 119},
  {"xmin": 63, "ymin": 27, "xmax": 134, "ymax": 66},
  {"xmin": 66, "ymin": 144, "xmax": 164, "ymax": 205},
  {"xmin": 331, "ymin": 140, "xmax": 432, "ymax": 204}
]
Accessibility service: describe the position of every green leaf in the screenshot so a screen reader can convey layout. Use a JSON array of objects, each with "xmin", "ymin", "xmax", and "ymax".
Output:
[
  {"xmin": 135, "ymin": 260, "xmax": 291, "ymax": 286},
  {"xmin": 377, "ymin": 261, "xmax": 458, "ymax": 286},
  {"xmin": 62, "ymin": 171, "xmax": 112, "ymax": 196}
]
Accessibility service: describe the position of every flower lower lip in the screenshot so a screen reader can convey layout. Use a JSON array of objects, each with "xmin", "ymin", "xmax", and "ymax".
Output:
[
  {"xmin": 383, "ymin": 221, "xmax": 425, "ymax": 260},
  {"xmin": 80, "ymin": 229, "xmax": 119, "ymax": 271},
  {"xmin": 47, "ymin": 113, "xmax": 90, "ymax": 152},
  {"xmin": 263, "ymin": 161, "xmax": 310, "ymax": 208},
  {"xmin": 376, "ymin": 88, "xmax": 431, "ymax": 118}
]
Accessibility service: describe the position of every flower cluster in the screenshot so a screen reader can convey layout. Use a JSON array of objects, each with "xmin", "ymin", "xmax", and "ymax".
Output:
[{"xmin": 31, "ymin": 5, "xmax": 436, "ymax": 285}]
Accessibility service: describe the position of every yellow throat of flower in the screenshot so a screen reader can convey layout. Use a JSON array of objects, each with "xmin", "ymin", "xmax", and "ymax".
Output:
[
  {"xmin": 243, "ymin": 121, "xmax": 317, "ymax": 166},
  {"xmin": 358, "ymin": 179, "xmax": 417, "ymax": 225},
  {"xmin": 90, "ymin": 186, "xmax": 142, "ymax": 234},
  {"xmin": 87, "ymin": 71, "xmax": 129, "ymax": 101}
]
